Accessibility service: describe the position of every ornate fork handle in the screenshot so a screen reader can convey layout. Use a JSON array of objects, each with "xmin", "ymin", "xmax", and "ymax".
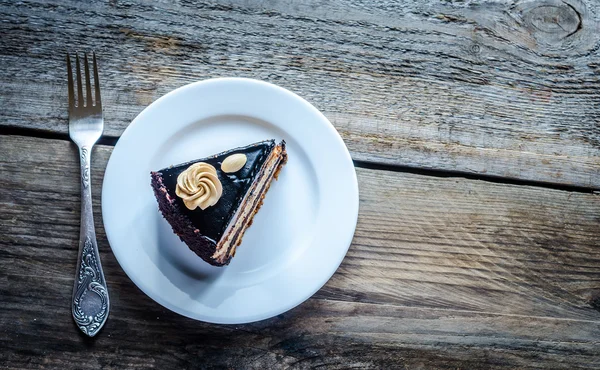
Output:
[{"xmin": 72, "ymin": 145, "xmax": 110, "ymax": 337}]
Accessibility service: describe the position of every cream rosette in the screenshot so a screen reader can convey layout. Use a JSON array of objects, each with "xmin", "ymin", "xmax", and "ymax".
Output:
[{"xmin": 175, "ymin": 162, "xmax": 223, "ymax": 210}]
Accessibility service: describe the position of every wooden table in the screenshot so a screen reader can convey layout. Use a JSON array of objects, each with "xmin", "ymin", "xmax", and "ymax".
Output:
[{"xmin": 1, "ymin": 0, "xmax": 599, "ymax": 368}]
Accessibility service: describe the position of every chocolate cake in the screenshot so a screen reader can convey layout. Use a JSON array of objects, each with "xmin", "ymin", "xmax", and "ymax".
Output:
[{"xmin": 151, "ymin": 140, "xmax": 287, "ymax": 266}]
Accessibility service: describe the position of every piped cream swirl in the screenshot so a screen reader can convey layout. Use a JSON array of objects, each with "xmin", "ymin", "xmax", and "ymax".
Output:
[{"xmin": 175, "ymin": 162, "xmax": 223, "ymax": 210}]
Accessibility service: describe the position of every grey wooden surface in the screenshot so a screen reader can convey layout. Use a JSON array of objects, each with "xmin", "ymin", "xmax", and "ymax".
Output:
[
  {"xmin": 1, "ymin": 0, "xmax": 600, "ymax": 187},
  {"xmin": 1, "ymin": 0, "xmax": 600, "ymax": 369},
  {"xmin": 1, "ymin": 135, "xmax": 600, "ymax": 369}
]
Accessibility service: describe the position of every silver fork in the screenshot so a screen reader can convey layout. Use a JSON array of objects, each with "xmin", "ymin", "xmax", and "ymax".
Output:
[{"xmin": 67, "ymin": 52, "xmax": 110, "ymax": 337}]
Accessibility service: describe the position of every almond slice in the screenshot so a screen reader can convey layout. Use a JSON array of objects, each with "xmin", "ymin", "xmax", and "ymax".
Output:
[{"xmin": 221, "ymin": 153, "xmax": 247, "ymax": 173}]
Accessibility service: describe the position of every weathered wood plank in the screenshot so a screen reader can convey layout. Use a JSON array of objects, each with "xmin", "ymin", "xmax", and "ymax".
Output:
[
  {"xmin": 1, "ymin": 135, "xmax": 599, "ymax": 368},
  {"xmin": 1, "ymin": 0, "xmax": 599, "ymax": 187}
]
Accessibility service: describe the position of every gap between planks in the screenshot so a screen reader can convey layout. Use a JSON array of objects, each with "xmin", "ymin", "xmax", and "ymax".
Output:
[{"xmin": 4, "ymin": 127, "xmax": 598, "ymax": 194}]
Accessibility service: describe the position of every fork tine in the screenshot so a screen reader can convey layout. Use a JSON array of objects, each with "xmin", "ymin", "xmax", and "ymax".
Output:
[
  {"xmin": 93, "ymin": 52, "xmax": 101, "ymax": 107},
  {"xmin": 84, "ymin": 53, "xmax": 93, "ymax": 107},
  {"xmin": 75, "ymin": 53, "xmax": 84, "ymax": 107},
  {"xmin": 66, "ymin": 54, "xmax": 75, "ymax": 110}
]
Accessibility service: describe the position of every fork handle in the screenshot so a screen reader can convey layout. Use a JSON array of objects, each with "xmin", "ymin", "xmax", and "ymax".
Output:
[{"xmin": 72, "ymin": 145, "xmax": 110, "ymax": 337}]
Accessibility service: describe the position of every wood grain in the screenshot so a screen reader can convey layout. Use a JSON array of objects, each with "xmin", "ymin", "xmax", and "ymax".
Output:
[
  {"xmin": 1, "ymin": 0, "xmax": 600, "ymax": 187},
  {"xmin": 1, "ymin": 134, "xmax": 599, "ymax": 369}
]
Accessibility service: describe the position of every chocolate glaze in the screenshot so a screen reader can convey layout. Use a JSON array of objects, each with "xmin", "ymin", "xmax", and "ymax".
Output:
[
  {"xmin": 156, "ymin": 140, "xmax": 275, "ymax": 243},
  {"xmin": 150, "ymin": 173, "xmax": 220, "ymax": 265}
]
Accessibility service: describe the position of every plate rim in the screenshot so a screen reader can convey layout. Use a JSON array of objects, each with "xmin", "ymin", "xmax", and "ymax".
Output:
[{"xmin": 102, "ymin": 77, "xmax": 359, "ymax": 323}]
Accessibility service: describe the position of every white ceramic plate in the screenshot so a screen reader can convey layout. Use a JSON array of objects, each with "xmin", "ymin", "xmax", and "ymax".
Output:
[{"xmin": 102, "ymin": 78, "xmax": 358, "ymax": 324}]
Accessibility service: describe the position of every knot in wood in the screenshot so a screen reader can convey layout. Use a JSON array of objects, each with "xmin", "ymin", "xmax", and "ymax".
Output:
[
  {"xmin": 470, "ymin": 44, "xmax": 481, "ymax": 54},
  {"xmin": 524, "ymin": 2, "xmax": 581, "ymax": 39}
]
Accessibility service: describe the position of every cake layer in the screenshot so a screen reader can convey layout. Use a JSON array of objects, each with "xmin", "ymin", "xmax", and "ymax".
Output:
[{"xmin": 213, "ymin": 143, "xmax": 287, "ymax": 264}]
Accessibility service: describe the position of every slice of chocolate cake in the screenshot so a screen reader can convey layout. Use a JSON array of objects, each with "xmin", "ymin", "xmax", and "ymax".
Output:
[{"xmin": 151, "ymin": 140, "xmax": 287, "ymax": 266}]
